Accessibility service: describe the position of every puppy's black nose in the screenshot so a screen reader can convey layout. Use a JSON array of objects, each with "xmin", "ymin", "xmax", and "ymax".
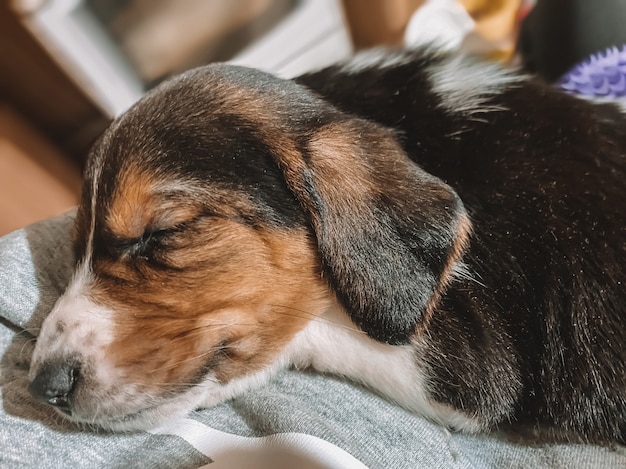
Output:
[{"xmin": 29, "ymin": 361, "xmax": 79, "ymax": 414}]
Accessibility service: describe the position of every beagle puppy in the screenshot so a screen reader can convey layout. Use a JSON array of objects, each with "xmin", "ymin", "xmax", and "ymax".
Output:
[{"xmin": 28, "ymin": 48, "xmax": 625, "ymax": 444}]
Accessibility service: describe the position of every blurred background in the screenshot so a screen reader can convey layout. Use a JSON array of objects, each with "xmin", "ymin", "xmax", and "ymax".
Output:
[{"xmin": 2, "ymin": 0, "xmax": 625, "ymax": 235}]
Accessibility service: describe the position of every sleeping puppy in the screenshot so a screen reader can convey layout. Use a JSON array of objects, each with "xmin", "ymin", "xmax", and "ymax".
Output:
[{"xmin": 28, "ymin": 48, "xmax": 625, "ymax": 444}]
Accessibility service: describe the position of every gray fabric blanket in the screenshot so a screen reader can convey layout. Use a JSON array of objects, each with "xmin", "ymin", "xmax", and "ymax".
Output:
[{"xmin": 1, "ymin": 212, "xmax": 625, "ymax": 468}]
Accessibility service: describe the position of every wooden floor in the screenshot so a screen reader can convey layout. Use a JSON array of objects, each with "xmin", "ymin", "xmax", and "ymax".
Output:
[{"xmin": 0, "ymin": 106, "xmax": 81, "ymax": 236}]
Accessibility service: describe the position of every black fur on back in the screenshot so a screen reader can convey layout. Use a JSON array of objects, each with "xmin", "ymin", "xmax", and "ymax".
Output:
[{"xmin": 297, "ymin": 49, "xmax": 626, "ymax": 444}]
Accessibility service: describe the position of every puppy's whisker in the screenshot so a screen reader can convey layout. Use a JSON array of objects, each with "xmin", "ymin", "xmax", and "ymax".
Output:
[
  {"xmin": 19, "ymin": 328, "xmax": 39, "ymax": 338},
  {"xmin": 269, "ymin": 304, "xmax": 367, "ymax": 335},
  {"xmin": 18, "ymin": 339, "xmax": 37, "ymax": 361},
  {"xmin": 147, "ymin": 346, "xmax": 233, "ymax": 374},
  {"xmin": 157, "ymin": 323, "xmax": 258, "ymax": 342}
]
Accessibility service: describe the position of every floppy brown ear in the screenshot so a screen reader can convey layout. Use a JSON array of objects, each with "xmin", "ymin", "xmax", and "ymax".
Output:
[{"xmin": 274, "ymin": 118, "xmax": 471, "ymax": 344}]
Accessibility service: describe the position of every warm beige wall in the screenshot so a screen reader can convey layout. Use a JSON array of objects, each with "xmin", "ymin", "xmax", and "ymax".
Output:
[
  {"xmin": 343, "ymin": 0, "xmax": 425, "ymax": 48},
  {"xmin": 0, "ymin": 105, "xmax": 81, "ymax": 236}
]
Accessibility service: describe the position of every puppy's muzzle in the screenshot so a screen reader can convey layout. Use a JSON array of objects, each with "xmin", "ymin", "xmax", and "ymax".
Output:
[{"xmin": 28, "ymin": 359, "xmax": 80, "ymax": 415}]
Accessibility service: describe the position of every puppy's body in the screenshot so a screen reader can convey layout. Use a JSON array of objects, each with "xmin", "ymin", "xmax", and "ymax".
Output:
[
  {"xmin": 27, "ymin": 49, "xmax": 625, "ymax": 444},
  {"xmin": 299, "ymin": 50, "xmax": 626, "ymax": 442}
]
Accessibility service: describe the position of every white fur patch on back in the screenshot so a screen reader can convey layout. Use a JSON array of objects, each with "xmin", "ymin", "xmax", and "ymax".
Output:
[
  {"xmin": 338, "ymin": 48, "xmax": 417, "ymax": 74},
  {"xmin": 426, "ymin": 54, "xmax": 523, "ymax": 116}
]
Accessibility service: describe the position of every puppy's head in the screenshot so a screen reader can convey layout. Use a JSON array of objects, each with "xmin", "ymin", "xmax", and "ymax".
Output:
[{"xmin": 28, "ymin": 64, "xmax": 469, "ymax": 430}]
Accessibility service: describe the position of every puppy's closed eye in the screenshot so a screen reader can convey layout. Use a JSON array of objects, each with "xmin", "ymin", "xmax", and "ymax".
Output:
[
  {"xmin": 108, "ymin": 230, "xmax": 163, "ymax": 256},
  {"xmin": 100, "ymin": 221, "xmax": 198, "ymax": 274}
]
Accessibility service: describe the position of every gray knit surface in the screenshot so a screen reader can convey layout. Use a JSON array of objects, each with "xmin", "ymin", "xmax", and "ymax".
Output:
[{"xmin": 1, "ymin": 212, "xmax": 624, "ymax": 468}]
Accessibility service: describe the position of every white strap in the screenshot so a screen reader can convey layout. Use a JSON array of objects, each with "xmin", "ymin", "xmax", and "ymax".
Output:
[{"xmin": 150, "ymin": 418, "xmax": 370, "ymax": 469}]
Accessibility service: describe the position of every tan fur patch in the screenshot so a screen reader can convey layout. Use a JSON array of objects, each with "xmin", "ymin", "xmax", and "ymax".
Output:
[
  {"xmin": 92, "ymin": 214, "xmax": 330, "ymax": 391},
  {"xmin": 106, "ymin": 163, "xmax": 160, "ymax": 240},
  {"xmin": 307, "ymin": 123, "xmax": 377, "ymax": 209},
  {"xmin": 424, "ymin": 212, "xmax": 473, "ymax": 320}
]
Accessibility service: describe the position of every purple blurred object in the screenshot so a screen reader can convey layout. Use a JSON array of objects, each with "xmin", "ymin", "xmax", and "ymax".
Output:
[{"xmin": 559, "ymin": 45, "xmax": 626, "ymax": 98}]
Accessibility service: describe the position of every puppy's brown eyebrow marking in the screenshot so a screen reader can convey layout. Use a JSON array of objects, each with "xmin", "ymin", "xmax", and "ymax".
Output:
[
  {"xmin": 106, "ymin": 167, "xmax": 158, "ymax": 238},
  {"xmin": 104, "ymin": 163, "xmax": 208, "ymax": 239}
]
